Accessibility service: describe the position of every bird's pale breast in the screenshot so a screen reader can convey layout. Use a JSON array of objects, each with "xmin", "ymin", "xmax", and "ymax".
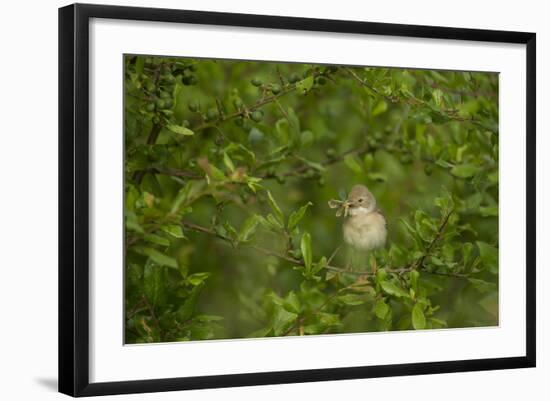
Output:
[{"xmin": 343, "ymin": 211, "xmax": 387, "ymax": 252}]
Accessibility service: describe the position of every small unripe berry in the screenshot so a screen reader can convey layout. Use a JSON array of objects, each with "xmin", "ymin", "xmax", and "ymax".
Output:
[
  {"xmin": 270, "ymin": 84, "xmax": 282, "ymax": 95},
  {"xmin": 206, "ymin": 108, "xmax": 219, "ymax": 121},
  {"xmin": 288, "ymin": 73, "xmax": 300, "ymax": 84},
  {"xmin": 250, "ymin": 110, "xmax": 264, "ymax": 122},
  {"xmin": 188, "ymin": 100, "xmax": 199, "ymax": 112},
  {"xmin": 233, "ymin": 98, "xmax": 244, "ymax": 109}
]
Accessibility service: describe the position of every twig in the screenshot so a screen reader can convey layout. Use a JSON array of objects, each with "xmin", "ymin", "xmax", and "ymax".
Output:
[
  {"xmin": 142, "ymin": 294, "xmax": 163, "ymax": 341},
  {"xmin": 413, "ymin": 209, "xmax": 455, "ymax": 270},
  {"xmin": 342, "ymin": 67, "xmax": 492, "ymax": 131},
  {"xmin": 132, "ymin": 124, "xmax": 163, "ymax": 184},
  {"xmin": 327, "ymin": 245, "xmax": 342, "ymax": 265},
  {"xmin": 180, "ymin": 220, "xmax": 367, "ymax": 275},
  {"xmin": 131, "ymin": 143, "xmax": 372, "ymax": 183},
  {"xmin": 145, "ymin": 204, "xmax": 459, "ymax": 283},
  {"xmin": 283, "ymin": 281, "xmax": 358, "ymax": 336},
  {"xmin": 191, "ymin": 69, "xmax": 335, "ymax": 133}
]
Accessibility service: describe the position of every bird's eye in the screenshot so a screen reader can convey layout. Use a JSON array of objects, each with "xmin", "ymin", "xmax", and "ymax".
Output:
[{"xmin": 358, "ymin": 198, "xmax": 363, "ymax": 203}]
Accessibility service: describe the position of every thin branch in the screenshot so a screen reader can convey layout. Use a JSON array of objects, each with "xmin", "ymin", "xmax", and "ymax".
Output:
[
  {"xmin": 413, "ymin": 209, "xmax": 455, "ymax": 270},
  {"xmin": 142, "ymin": 166, "xmax": 203, "ymax": 179},
  {"xmin": 180, "ymin": 214, "xmax": 460, "ymax": 280},
  {"xmin": 180, "ymin": 220, "xmax": 366, "ymax": 275},
  {"xmin": 342, "ymin": 67, "xmax": 492, "ymax": 131},
  {"xmin": 344, "ymin": 67, "xmax": 391, "ymax": 101},
  {"xmin": 132, "ymin": 123, "xmax": 162, "ymax": 184},
  {"xmin": 141, "ymin": 294, "xmax": 163, "ymax": 341},
  {"xmin": 135, "ymin": 142, "xmax": 372, "ymax": 183},
  {"xmin": 191, "ymin": 69, "xmax": 334, "ymax": 133},
  {"xmin": 282, "ymin": 282, "xmax": 357, "ymax": 336}
]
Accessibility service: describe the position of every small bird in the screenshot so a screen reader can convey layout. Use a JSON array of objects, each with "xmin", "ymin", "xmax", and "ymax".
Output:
[{"xmin": 329, "ymin": 184, "xmax": 387, "ymax": 253}]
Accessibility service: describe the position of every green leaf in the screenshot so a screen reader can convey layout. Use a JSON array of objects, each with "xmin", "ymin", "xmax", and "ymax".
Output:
[
  {"xmin": 170, "ymin": 181, "xmax": 203, "ymax": 215},
  {"xmin": 462, "ymin": 242, "xmax": 474, "ymax": 267},
  {"xmin": 265, "ymin": 214, "xmax": 284, "ymax": 231},
  {"xmin": 287, "ymin": 108, "xmax": 300, "ymax": 137},
  {"xmin": 450, "ymin": 163, "xmax": 479, "ymax": 178},
  {"xmin": 380, "ymin": 281, "xmax": 409, "ymax": 298},
  {"xmin": 135, "ymin": 56, "xmax": 144, "ymax": 76},
  {"xmin": 283, "ymin": 291, "xmax": 301, "ymax": 314},
  {"xmin": 238, "ymin": 214, "xmax": 262, "ymax": 242},
  {"xmin": 274, "ymin": 118, "xmax": 290, "ymax": 143},
  {"xmin": 225, "ymin": 143, "xmax": 256, "ymax": 165},
  {"xmin": 468, "ymin": 278, "xmax": 497, "ymax": 293},
  {"xmin": 295, "ymin": 76, "xmax": 314, "ymax": 95},
  {"xmin": 303, "ymin": 324, "xmax": 324, "ymax": 335},
  {"xmin": 288, "ymin": 202, "xmax": 313, "ymax": 231},
  {"xmin": 301, "ymin": 232, "xmax": 313, "ymax": 272},
  {"xmin": 272, "ymin": 306, "xmax": 298, "ymax": 336},
  {"xmin": 319, "ymin": 312, "xmax": 340, "ymax": 326},
  {"xmin": 368, "ymin": 172, "xmax": 387, "ymax": 182},
  {"xmin": 223, "ymin": 152, "xmax": 235, "ymax": 172},
  {"xmin": 344, "ymin": 154, "xmax": 363, "ymax": 173},
  {"xmin": 372, "ymin": 100, "xmax": 388, "ymax": 116},
  {"xmin": 296, "ymin": 156, "xmax": 325, "ymax": 172},
  {"xmin": 429, "ymin": 317, "xmax": 448, "ymax": 328},
  {"xmin": 337, "ymin": 293, "xmax": 365, "ymax": 306},
  {"xmin": 431, "ymin": 89, "xmax": 443, "ymax": 107},
  {"xmin": 143, "ymin": 260, "xmax": 166, "ymax": 307},
  {"xmin": 143, "ymin": 233, "xmax": 170, "ymax": 246},
  {"xmin": 266, "ymin": 190, "xmax": 284, "ymax": 225},
  {"xmin": 375, "ymin": 299, "xmax": 390, "ymax": 319},
  {"xmin": 479, "ymin": 292, "xmax": 498, "ymax": 318},
  {"xmin": 187, "ymin": 272, "xmax": 211, "ymax": 286},
  {"xmin": 412, "ymin": 303, "xmax": 426, "ymax": 329},
  {"xmin": 300, "ymin": 130, "xmax": 314, "ymax": 148},
  {"xmin": 313, "ymin": 256, "xmax": 328, "ymax": 274},
  {"xmin": 410, "ymin": 270, "xmax": 420, "ymax": 292},
  {"xmin": 196, "ymin": 315, "xmax": 224, "ymax": 322},
  {"xmin": 166, "ymin": 124, "xmax": 194, "ymax": 136},
  {"xmin": 161, "ymin": 224, "xmax": 186, "ymax": 239},
  {"xmin": 480, "ymin": 206, "xmax": 498, "ymax": 217},
  {"xmin": 198, "ymin": 158, "xmax": 226, "ymax": 181},
  {"xmin": 125, "ymin": 212, "xmax": 144, "ymax": 234},
  {"xmin": 142, "ymin": 247, "xmax": 178, "ymax": 269},
  {"xmin": 176, "ymin": 282, "xmax": 205, "ymax": 321},
  {"xmin": 476, "ymin": 241, "xmax": 498, "ymax": 274}
]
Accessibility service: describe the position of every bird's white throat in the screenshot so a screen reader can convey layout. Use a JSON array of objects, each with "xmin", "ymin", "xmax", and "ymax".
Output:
[{"xmin": 347, "ymin": 206, "xmax": 374, "ymax": 216}]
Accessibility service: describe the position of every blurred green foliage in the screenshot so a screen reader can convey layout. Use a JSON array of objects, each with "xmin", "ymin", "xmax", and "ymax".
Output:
[{"xmin": 124, "ymin": 55, "xmax": 499, "ymax": 343}]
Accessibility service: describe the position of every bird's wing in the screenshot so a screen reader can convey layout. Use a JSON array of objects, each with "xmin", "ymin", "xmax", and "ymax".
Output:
[{"xmin": 375, "ymin": 208, "xmax": 387, "ymax": 226}]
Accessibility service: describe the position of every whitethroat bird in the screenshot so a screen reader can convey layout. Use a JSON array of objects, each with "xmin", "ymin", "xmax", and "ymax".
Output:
[{"xmin": 329, "ymin": 185, "xmax": 387, "ymax": 269}]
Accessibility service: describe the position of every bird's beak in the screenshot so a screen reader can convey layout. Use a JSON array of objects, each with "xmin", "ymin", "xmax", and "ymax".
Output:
[{"xmin": 344, "ymin": 200, "xmax": 353, "ymax": 208}]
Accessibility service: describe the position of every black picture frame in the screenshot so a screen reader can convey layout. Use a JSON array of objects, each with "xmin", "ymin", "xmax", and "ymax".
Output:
[{"xmin": 59, "ymin": 3, "xmax": 536, "ymax": 397}]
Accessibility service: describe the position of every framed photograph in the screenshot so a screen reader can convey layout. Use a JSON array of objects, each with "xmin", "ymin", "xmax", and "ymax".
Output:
[{"xmin": 58, "ymin": 3, "xmax": 536, "ymax": 397}]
